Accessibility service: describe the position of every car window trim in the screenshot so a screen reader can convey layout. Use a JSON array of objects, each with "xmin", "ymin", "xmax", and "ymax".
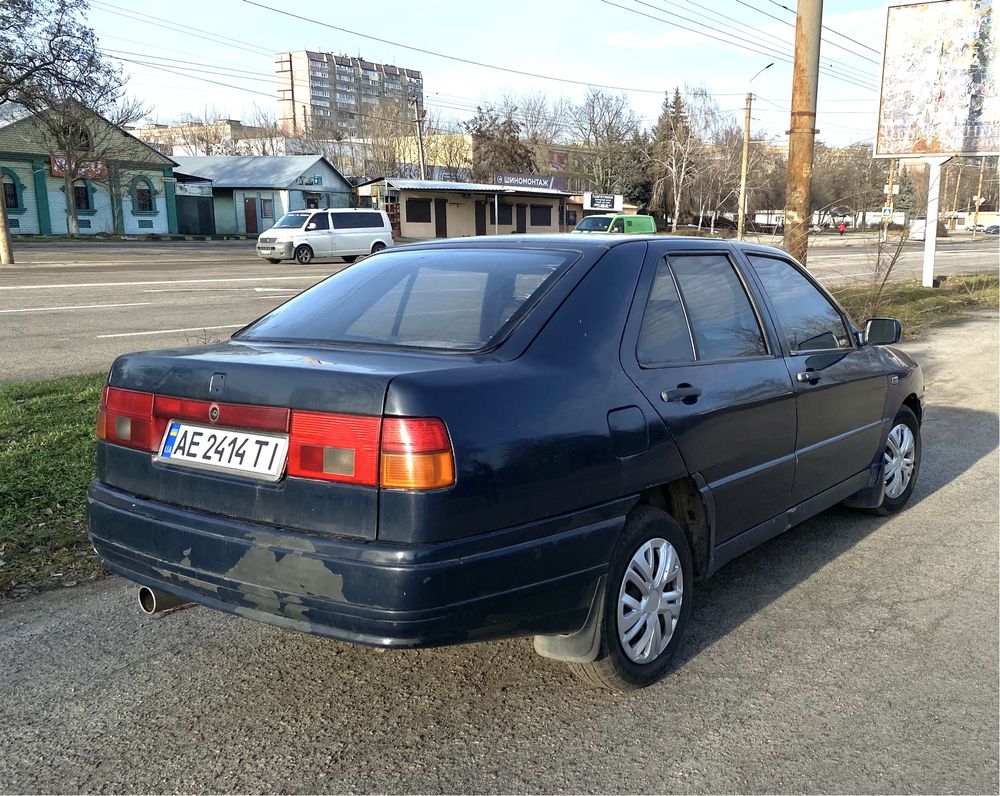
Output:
[
  {"xmin": 743, "ymin": 252, "xmax": 857, "ymax": 355},
  {"xmin": 635, "ymin": 254, "xmax": 697, "ymax": 368}
]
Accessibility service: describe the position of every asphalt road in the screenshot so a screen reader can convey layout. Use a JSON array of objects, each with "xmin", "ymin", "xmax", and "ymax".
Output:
[
  {"xmin": 0, "ymin": 312, "xmax": 996, "ymax": 794},
  {"xmin": 1, "ymin": 235, "xmax": 997, "ymax": 382}
]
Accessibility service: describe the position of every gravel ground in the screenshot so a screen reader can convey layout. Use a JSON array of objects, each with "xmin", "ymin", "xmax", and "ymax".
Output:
[{"xmin": 0, "ymin": 311, "xmax": 997, "ymax": 794}]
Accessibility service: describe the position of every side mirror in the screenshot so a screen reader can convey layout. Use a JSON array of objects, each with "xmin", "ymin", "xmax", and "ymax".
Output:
[
  {"xmin": 306, "ymin": 223, "xmax": 317, "ymax": 231},
  {"xmin": 865, "ymin": 317, "xmax": 901, "ymax": 345}
]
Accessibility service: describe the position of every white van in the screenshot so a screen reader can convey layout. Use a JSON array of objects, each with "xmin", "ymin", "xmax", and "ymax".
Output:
[{"xmin": 256, "ymin": 208, "xmax": 394, "ymax": 264}]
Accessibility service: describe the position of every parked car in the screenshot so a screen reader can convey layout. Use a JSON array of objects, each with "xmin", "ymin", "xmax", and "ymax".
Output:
[
  {"xmin": 256, "ymin": 208, "xmax": 393, "ymax": 265},
  {"xmin": 964, "ymin": 223, "xmax": 986, "ymax": 232},
  {"xmin": 572, "ymin": 213, "xmax": 657, "ymax": 234},
  {"xmin": 88, "ymin": 236, "xmax": 923, "ymax": 690},
  {"xmin": 984, "ymin": 225, "xmax": 999, "ymax": 235}
]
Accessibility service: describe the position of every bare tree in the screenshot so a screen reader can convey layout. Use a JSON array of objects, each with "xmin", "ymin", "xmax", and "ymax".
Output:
[
  {"xmin": 650, "ymin": 87, "xmax": 706, "ymax": 232},
  {"xmin": 355, "ymin": 99, "xmax": 410, "ymax": 177},
  {"xmin": 463, "ymin": 104, "xmax": 535, "ymax": 183},
  {"xmin": 569, "ymin": 88, "xmax": 643, "ymax": 194},
  {"xmin": 1, "ymin": 0, "xmax": 111, "ymax": 262}
]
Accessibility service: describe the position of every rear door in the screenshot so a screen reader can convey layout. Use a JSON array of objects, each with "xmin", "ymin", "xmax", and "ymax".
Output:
[
  {"xmin": 621, "ymin": 245, "xmax": 796, "ymax": 544},
  {"xmin": 742, "ymin": 252, "xmax": 887, "ymax": 504}
]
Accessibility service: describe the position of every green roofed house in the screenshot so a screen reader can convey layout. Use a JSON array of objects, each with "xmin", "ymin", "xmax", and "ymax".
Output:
[
  {"xmin": 170, "ymin": 155, "xmax": 355, "ymax": 236},
  {"xmin": 0, "ymin": 104, "xmax": 178, "ymax": 236}
]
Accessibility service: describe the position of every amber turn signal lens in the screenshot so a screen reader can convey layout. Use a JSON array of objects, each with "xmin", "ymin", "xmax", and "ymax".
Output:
[{"xmin": 380, "ymin": 451, "xmax": 455, "ymax": 490}]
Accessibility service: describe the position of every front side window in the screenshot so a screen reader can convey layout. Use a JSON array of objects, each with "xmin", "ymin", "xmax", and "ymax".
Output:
[
  {"xmin": 237, "ymin": 248, "xmax": 574, "ymax": 351},
  {"xmin": 306, "ymin": 212, "xmax": 329, "ymax": 231},
  {"xmin": 574, "ymin": 216, "xmax": 612, "ymax": 232},
  {"xmin": 610, "ymin": 218, "xmax": 625, "ymax": 233},
  {"xmin": 748, "ymin": 255, "xmax": 852, "ymax": 352},
  {"xmin": 2, "ymin": 176, "xmax": 17, "ymax": 210},
  {"xmin": 670, "ymin": 254, "xmax": 768, "ymax": 360},
  {"xmin": 74, "ymin": 182, "xmax": 90, "ymax": 211}
]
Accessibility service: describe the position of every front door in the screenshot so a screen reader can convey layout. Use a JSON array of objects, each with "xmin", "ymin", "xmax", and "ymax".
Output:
[
  {"xmin": 434, "ymin": 198, "xmax": 447, "ymax": 238},
  {"xmin": 515, "ymin": 204, "xmax": 527, "ymax": 233},
  {"xmin": 475, "ymin": 201, "xmax": 487, "ymax": 235},
  {"xmin": 742, "ymin": 252, "xmax": 888, "ymax": 504},
  {"xmin": 622, "ymin": 245, "xmax": 796, "ymax": 543},
  {"xmin": 303, "ymin": 210, "xmax": 332, "ymax": 256},
  {"xmin": 243, "ymin": 198, "xmax": 258, "ymax": 234}
]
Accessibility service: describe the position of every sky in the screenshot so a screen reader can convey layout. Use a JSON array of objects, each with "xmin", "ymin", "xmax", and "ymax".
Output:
[{"xmin": 87, "ymin": 0, "xmax": 888, "ymax": 148}]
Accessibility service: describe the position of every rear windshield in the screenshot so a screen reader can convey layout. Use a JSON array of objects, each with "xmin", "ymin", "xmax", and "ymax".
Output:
[
  {"xmin": 575, "ymin": 216, "xmax": 612, "ymax": 231},
  {"xmin": 271, "ymin": 212, "xmax": 310, "ymax": 229},
  {"xmin": 236, "ymin": 248, "xmax": 575, "ymax": 351}
]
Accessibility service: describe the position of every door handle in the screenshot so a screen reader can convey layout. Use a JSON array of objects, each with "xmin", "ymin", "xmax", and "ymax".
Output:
[
  {"xmin": 661, "ymin": 385, "xmax": 702, "ymax": 403},
  {"xmin": 796, "ymin": 370, "xmax": 821, "ymax": 384}
]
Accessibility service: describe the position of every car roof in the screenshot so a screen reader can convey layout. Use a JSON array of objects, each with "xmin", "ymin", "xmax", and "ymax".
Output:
[{"xmin": 395, "ymin": 233, "xmax": 792, "ymax": 259}]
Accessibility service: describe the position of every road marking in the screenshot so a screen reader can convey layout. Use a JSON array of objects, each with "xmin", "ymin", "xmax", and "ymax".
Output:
[
  {"xmin": 0, "ymin": 276, "xmax": 320, "ymax": 291},
  {"xmin": 97, "ymin": 324, "xmax": 244, "ymax": 339},
  {"xmin": 0, "ymin": 301, "xmax": 154, "ymax": 314}
]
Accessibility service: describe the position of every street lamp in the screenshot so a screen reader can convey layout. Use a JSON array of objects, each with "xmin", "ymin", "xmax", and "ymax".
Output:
[{"xmin": 737, "ymin": 62, "xmax": 774, "ymax": 241}]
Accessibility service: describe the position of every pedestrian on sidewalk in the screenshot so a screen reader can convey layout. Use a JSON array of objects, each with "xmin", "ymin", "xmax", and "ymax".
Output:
[{"xmin": 837, "ymin": 222, "xmax": 847, "ymax": 236}]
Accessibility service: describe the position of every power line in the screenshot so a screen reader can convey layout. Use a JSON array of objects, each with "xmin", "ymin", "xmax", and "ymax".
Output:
[
  {"xmin": 240, "ymin": 0, "xmax": 675, "ymax": 96},
  {"xmin": 602, "ymin": 0, "xmax": 877, "ymax": 92},
  {"xmin": 763, "ymin": 0, "xmax": 883, "ymax": 55}
]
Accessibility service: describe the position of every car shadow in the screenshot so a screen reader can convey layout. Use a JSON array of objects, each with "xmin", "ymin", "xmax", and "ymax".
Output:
[{"xmin": 673, "ymin": 402, "xmax": 998, "ymax": 668}]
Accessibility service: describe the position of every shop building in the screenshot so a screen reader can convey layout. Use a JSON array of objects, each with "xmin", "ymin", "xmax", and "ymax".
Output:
[{"xmin": 356, "ymin": 177, "xmax": 570, "ymax": 239}]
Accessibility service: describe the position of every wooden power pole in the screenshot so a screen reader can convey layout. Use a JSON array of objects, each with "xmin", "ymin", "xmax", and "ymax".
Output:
[{"xmin": 782, "ymin": 0, "xmax": 823, "ymax": 266}]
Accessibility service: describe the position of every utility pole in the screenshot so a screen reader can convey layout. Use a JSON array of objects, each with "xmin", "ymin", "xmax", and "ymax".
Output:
[
  {"xmin": 972, "ymin": 156, "xmax": 986, "ymax": 240},
  {"xmin": 881, "ymin": 158, "xmax": 895, "ymax": 243},
  {"xmin": 738, "ymin": 62, "xmax": 773, "ymax": 241},
  {"xmin": 782, "ymin": 0, "xmax": 823, "ymax": 266},
  {"xmin": 411, "ymin": 98, "xmax": 427, "ymax": 180},
  {"xmin": 0, "ymin": 191, "xmax": 12, "ymax": 265}
]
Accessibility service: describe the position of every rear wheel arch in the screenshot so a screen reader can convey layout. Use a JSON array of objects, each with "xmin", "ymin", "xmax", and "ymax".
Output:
[{"xmin": 639, "ymin": 477, "xmax": 711, "ymax": 580}]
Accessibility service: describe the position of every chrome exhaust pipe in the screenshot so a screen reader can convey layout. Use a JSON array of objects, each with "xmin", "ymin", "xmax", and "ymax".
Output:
[{"xmin": 138, "ymin": 586, "xmax": 195, "ymax": 616}]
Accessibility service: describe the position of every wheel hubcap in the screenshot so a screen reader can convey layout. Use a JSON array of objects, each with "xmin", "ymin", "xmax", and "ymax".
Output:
[
  {"xmin": 617, "ymin": 538, "xmax": 683, "ymax": 664},
  {"xmin": 883, "ymin": 422, "xmax": 916, "ymax": 498}
]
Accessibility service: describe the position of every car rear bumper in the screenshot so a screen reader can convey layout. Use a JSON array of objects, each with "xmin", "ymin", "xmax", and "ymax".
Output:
[{"xmin": 87, "ymin": 480, "xmax": 627, "ymax": 647}]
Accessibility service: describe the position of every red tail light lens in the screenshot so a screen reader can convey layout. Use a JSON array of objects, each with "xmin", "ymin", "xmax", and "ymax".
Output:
[
  {"xmin": 380, "ymin": 418, "xmax": 455, "ymax": 490},
  {"xmin": 100, "ymin": 386, "xmax": 156, "ymax": 451},
  {"xmin": 287, "ymin": 411, "xmax": 381, "ymax": 485}
]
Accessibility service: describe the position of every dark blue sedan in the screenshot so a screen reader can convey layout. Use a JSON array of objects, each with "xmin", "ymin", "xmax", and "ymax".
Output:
[{"xmin": 88, "ymin": 236, "xmax": 923, "ymax": 690}]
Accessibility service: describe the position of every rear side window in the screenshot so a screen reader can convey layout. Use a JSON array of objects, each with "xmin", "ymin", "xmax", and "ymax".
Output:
[
  {"xmin": 332, "ymin": 212, "xmax": 384, "ymax": 229},
  {"xmin": 670, "ymin": 254, "xmax": 768, "ymax": 361},
  {"xmin": 238, "ymin": 249, "xmax": 574, "ymax": 351},
  {"xmin": 748, "ymin": 255, "xmax": 852, "ymax": 352},
  {"xmin": 637, "ymin": 259, "xmax": 694, "ymax": 365}
]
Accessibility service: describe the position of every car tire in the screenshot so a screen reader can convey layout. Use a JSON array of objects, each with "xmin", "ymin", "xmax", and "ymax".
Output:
[
  {"xmin": 371, "ymin": 241, "xmax": 387, "ymax": 254},
  {"xmin": 872, "ymin": 405, "xmax": 921, "ymax": 515},
  {"xmin": 341, "ymin": 255, "xmax": 358, "ymax": 264},
  {"xmin": 266, "ymin": 258, "xmax": 281, "ymax": 264},
  {"xmin": 568, "ymin": 505, "xmax": 693, "ymax": 691},
  {"xmin": 294, "ymin": 245, "xmax": 313, "ymax": 264}
]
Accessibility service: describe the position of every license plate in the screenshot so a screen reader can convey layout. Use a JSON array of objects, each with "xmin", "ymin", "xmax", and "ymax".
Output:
[
  {"xmin": 258, "ymin": 247, "xmax": 273, "ymax": 253},
  {"xmin": 157, "ymin": 421, "xmax": 288, "ymax": 481}
]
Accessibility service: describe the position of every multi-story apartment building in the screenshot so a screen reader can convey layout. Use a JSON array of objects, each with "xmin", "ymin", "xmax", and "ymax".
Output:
[{"xmin": 275, "ymin": 51, "xmax": 424, "ymax": 138}]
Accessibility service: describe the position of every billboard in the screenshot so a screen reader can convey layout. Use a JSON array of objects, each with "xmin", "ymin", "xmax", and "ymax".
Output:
[
  {"xmin": 583, "ymin": 192, "xmax": 624, "ymax": 211},
  {"xmin": 875, "ymin": 0, "xmax": 999, "ymax": 158}
]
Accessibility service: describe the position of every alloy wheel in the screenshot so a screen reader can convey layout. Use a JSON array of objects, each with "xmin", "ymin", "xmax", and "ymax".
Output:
[
  {"xmin": 883, "ymin": 422, "xmax": 916, "ymax": 498},
  {"xmin": 617, "ymin": 538, "xmax": 683, "ymax": 664}
]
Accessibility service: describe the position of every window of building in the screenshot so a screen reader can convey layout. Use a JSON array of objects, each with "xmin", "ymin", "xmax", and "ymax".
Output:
[
  {"xmin": 313, "ymin": 89, "xmax": 330, "ymax": 97},
  {"xmin": 637, "ymin": 258, "xmax": 695, "ymax": 366},
  {"xmin": 312, "ymin": 100, "xmax": 330, "ymax": 107},
  {"xmin": 310, "ymin": 71, "xmax": 327, "ymax": 79},
  {"xmin": 529, "ymin": 205, "xmax": 552, "ymax": 227},
  {"xmin": 336, "ymin": 93, "xmax": 355, "ymax": 104},
  {"xmin": 489, "ymin": 202, "xmax": 513, "ymax": 225},
  {"xmin": 336, "ymin": 64, "xmax": 354, "ymax": 74},
  {"xmin": 362, "ymin": 96, "xmax": 379, "ymax": 105},
  {"xmin": 309, "ymin": 60, "xmax": 327, "ymax": 69},
  {"xmin": 336, "ymin": 73, "xmax": 355, "ymax": 83},
  {"xmin": 747, "ymin": 255, "xmax": 853, "ymax": 352},
  {"xmin": 405, "ymin": 198, "xmax": 432, "ymax": 223},
  {"xmin": 669, "ymin": 254, "xmax": 767, "ymax": 360},
  {"xmin": 74, "ymin": 181, "xmax": 91, "ymax": 211},
  {"xmin": 1, "ymin": 170, "xmax": 22, "ymax": 211},
  {"xmin": 261, "ymin": 199, "xmax": 274, "ymax": 219},
  {"xmin": 136, "ymin": 185, "xmax": 153, "ymax": 212}
]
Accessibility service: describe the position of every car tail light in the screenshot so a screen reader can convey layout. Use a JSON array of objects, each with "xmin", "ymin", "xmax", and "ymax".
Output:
[
  {"xmin": 98, "ymin": 386, "xmax": 156, "ymax": 451},
  {"xmin": 380, "ymin": 418, "xmax": 455, "ymax": 490},
  {"xmin": 288, "ymin": 411, "xmax": 382, "ymax": 485},
  {"xmin": 152, "ymin": 395, "xmax": 289, "ymax": 432}
]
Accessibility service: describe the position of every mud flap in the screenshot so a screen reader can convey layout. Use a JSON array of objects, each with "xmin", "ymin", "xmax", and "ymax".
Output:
[
  {"xmin": 842, "ymin": 462, "xmax": 886, "ymax": 509},
  {"xmin": 533, "ymin": 576, "xmax": 605, "ymax": 663}
]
